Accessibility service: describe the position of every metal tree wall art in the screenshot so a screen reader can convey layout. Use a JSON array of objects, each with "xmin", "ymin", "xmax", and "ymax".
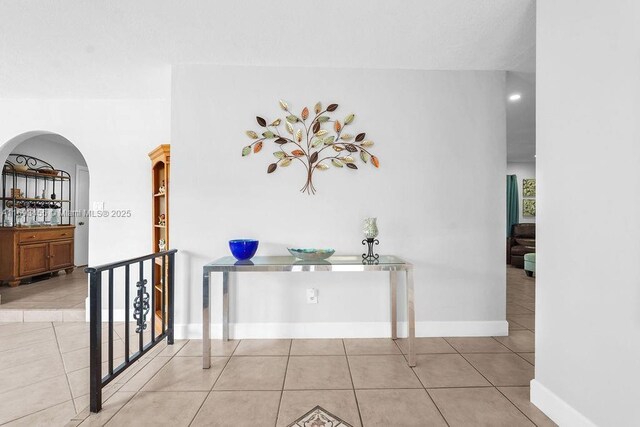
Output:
[{"xmin": 242, "ymin": 100, "xmax": 379, "ymax": 194}]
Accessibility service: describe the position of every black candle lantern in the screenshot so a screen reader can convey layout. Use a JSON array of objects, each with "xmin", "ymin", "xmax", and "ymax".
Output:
[
  {"xmin": 362, "ymin": 217, "xmax": 380, "ymax": 261},
  {"xmin": 362, "ymin": 237, "xmax": 380, "ymax": 261}
]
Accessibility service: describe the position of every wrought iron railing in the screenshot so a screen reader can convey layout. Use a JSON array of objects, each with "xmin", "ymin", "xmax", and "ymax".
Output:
[{"xmin": 85, "ymin": 249, "xmax": 177, "ymax": 412}]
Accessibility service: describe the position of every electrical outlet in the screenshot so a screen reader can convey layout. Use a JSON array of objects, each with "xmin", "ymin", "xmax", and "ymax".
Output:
[{"xmin": 306, "ymin": 288, "xmax": 318, "ymax": 304}]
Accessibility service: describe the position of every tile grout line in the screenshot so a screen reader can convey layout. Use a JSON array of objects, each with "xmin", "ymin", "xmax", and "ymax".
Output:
[
  {"xmin": 0, "ymin": 336, "xmax": 59, "ymax": 355},
  {"xmin": 0, "ymin": 344, "xmax": 62, "ymax": 372},
  {"xmin": 71, "ymin": 378, "xmax": 129, "ymax": 425},
  {"xmin": 489, "ymin": 335, "xmax": 524, "ymax": 353},
  {"xmin": 187, "ymin": 339, "xmax": 241, "ymax": 427},
  {"xmin": 273, "ymin": 339, "xmax": 293, "ymax": 427},
  {"xmin": 0, "ymin": 399, "xmax": 76, "ymax": 426},
  {"xmin": 445, "ymin": 336, "xmax": 539, "ymax": 425},
  {"xmin": 52, "ymin": 322, "xmax": 80, "ymax": 415},
  {"xmin": 513, "ymin": 351, "xmax": 535, "ymax": 367},
  {"xmin": 205, "ymin": 386, "xmax": 483, "ymax": 392},
  {"xmin": 494, "ymin": 386, "xmax": 541, "ymax": 427},
  {"xmin": 342, "ymin": 339, "xmax": 365, "ymax": 427},
  {"xmin": 0, "ymin": 362, "xmax": 68, "ymax": 396},
  {"xmin": 444, "ymin": 336, "xmax": 508, "ymax": 387},
  {"xmin": 506, "ymin": 301, "xmax": 535, "ymax": 314},
  {"xmin": 0, "ymin": 322, "xmax": 51, "ymax": 339},
  {"xmin": 232, "ymin": 351, "xmax": 440, "ymax": 357},
  {"xmin": 120, "ymin": 335, "xmax": 177, "ymax": 389},
  {"xmin": 0, "ymin": 372, "xmax": 72, "ymax": 399},
  {"xmin": 394, "ymin": 339, "xmax": 451, "ymax": 427}
]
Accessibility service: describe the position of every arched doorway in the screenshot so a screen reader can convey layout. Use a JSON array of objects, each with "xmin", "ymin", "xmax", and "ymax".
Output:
[{"xmin": 0, "ymin": 131, "xmax": 90, "ymax": 317}]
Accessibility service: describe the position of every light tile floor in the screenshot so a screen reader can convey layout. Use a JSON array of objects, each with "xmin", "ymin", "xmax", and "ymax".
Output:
[
  {"xmin": 0, "ymin": 269, "xmax": 86, "ymax": 322},
  {"xmin": 0, "ymin": 266, "xmax": 554, "ymax": 426}
]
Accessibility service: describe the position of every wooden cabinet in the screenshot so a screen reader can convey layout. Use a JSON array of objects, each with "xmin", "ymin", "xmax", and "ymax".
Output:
[
  {"xmin": 1, "ymin": 154, "xmax": 75, "ymax": 287},
  {"xmin": 0, "ymin": 225, "xmax": 75, "ymax": 287},
  {"xmin": 18, "ymin": 243, "xmax": 49, "ymax": 276},
  {"xmin": 48, "ymin": 239, "xmax": 74, "ymax": 270}
]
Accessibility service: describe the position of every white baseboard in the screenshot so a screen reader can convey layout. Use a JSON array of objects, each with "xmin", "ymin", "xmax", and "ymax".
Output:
[
  {"xmin": 97, "ymin": 309, "xmax": 507, "ymax": 340},
  {"xmin": 418, "ymin": 321, "xmax": 508, "ymax": 337},
  {"xmin": 530, "ymin": 379, "xmax": 597, "ymax": 427},
  {"xmin": 172, "ymin": 320, "xmax": 508, "ymax": 340}
]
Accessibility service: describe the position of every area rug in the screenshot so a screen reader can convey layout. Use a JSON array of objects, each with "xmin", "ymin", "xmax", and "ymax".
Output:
[{"xmin": 287, "ymin": 405, "xmax": 353, "ymax": 427}]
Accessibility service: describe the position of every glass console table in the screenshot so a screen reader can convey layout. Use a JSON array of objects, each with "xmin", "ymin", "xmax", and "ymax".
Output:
[{"xmin": 202, "ymin": 255, "xmax": 416, "ymax": 367}]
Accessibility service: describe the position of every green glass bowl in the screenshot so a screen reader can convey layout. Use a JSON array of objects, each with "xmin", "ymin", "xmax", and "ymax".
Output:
[{"xmin": 287, "ymin": 248, "xmax": 335, "ymax": 261}]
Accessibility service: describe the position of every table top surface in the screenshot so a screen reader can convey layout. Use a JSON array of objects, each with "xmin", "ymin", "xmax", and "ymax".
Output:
[{"xmin": 204, "ymin": 255, "xmax": 410, "ymax": 271}]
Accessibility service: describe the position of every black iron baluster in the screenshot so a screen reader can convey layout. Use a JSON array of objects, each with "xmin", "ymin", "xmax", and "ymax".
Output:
[
  {"xmin": 138, "ymin": 261, "xmax": 144, "ymax": 353},
  {"xmin": 124, "ymin": 264, "xmax": 130, "ymax": 364},
  {"xmin": 162, "ymin": 254, "xmax": 166, "ymax": 334},
  {"xmin": 89, "ymin": 269, "xmax": 102, "ymax": 413},
  {"xmin": 168, "ymin": 251, "xmax": 175, "ymax": 344},
  {"xmin": 108, "ymin": 269, "xmax": 114, "ymax": 375},
  {"xmin": 151, "ymin": 258, "xmax": 156, "ymax": 341}
]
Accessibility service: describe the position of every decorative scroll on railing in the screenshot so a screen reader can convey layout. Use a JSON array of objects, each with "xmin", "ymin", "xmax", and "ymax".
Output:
[
  {"xmin": 85, "ymin": 249, "xmax": 176, "ymax": 413},
  {"xmin": 133, "ymin": 277, "xmax": 150, "ymax": 333}
]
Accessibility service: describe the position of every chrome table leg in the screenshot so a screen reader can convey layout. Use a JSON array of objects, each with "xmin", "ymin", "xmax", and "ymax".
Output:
[
  {"xmin": 203, "ymin": 269, "xmax": 211, "ymax": 369},
  {"xmin": 390, "ymin": 271, "xmax": 398, "ymax": 340},
  {"xmin": 222, "ymin": 271, "xmax": 229, "ymax": 341},
  {"xmin": 406, "ymin": 266, "xmax": 416, "ymax": 367}
]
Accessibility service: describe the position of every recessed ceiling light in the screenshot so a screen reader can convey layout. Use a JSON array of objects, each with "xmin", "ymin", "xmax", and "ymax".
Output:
[{"xmin": 509, "ymin": 93, "xmax": 521, "ymax": 102}]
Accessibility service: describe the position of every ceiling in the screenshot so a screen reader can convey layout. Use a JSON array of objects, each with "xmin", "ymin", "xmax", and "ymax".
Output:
[
  {"xmin": 0, "ymin": 0, "xmax": 535, "ymax": 98},
  {"xmin": 0, "ymin": 0, "xmax": 536, "ymax": 162}
]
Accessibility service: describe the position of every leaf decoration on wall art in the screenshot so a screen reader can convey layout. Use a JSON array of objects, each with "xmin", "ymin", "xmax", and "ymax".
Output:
[{"xmin": 241, "ymin": 100, "xmax": 380, "ymax": 194}]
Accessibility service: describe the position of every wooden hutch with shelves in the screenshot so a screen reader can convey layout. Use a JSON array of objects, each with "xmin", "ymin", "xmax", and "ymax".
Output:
[
  {"xmin": 0, "ymin": 154, "xmax": 75, "ymax": 287},
  {"xmin": 149, "ymin": 144, "xmax": 170, "ymax": 330}
]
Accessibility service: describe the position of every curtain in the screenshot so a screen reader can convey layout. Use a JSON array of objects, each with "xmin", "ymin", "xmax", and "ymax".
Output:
[{"xmin": 506, "ymin": 175, "xmax": 519, "ymax": 236}]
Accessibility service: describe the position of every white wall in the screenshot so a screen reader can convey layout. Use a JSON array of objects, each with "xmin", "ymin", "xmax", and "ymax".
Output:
[
  {"xmin": 171, "ymin": 65, "xmax": 507, "ymax": 338},
  {"xmin": 506, "ymin": 161, "xmax": 535, "ymax": 224},
  {"xmin": 533, "ymin": 1, "xmax": 640, "ymax": 425},
  {"xmin": 0, "ymin": 99, "xmax": 170, "ymax": 311}
]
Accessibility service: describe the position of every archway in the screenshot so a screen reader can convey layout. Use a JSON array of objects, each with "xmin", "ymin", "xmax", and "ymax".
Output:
[{"xmin": 0, "ymin": 131, "xmax": 90, "ymax": 315}]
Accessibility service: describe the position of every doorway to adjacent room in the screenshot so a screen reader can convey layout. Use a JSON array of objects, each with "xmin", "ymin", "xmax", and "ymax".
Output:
[{"xmin": 0, "ymin": 131, "xmax": 90, "ymax": 321}]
